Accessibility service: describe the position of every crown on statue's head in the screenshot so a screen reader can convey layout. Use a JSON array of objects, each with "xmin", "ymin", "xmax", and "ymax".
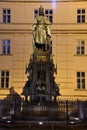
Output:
[{"xmin": 39, "ymin": 5, "xmax": 44, "ymax": 16}]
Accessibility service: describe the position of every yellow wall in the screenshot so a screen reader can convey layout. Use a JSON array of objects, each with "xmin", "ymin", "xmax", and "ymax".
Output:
[{"xmin": 0, "ymin": 0, "xmax": 87, "ymax": 100}]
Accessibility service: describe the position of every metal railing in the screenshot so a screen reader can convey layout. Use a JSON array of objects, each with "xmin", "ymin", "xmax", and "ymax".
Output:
[{"xmin": 0, "ymin": 97, "xmax": 87, "ymax": 124}]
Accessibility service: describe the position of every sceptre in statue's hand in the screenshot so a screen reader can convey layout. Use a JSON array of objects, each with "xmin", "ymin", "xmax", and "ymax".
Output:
[{"xmin": 32, "ymin": 5, "xmax": 51, "ymax": 52}]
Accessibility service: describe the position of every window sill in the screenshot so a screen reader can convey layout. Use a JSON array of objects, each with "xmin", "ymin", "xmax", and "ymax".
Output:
[
  {"xmin": 75, "ymin": 89, "xmax": 87, "ymax": 91},
  {"xmin": 0, "ymin": 54, "xmax": 12, "ymax": 56},
  {"xmin": 74, "ymin": 54, "xmax": 87, "ymax": 56}
]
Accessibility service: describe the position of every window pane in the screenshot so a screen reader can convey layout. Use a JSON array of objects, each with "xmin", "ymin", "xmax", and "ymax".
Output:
[
  {"xmin": 81, "ymin": 41, "xmax": 85, "ymax": 45},
  {"xmin": 77, "ymin": 51, "xmax": 80, "ymax": 54},
  {"xmin": 77, "ymin": 79, "xmax": 80, "ymax": 83},
  {"xmin": 7, "ymin": 46, "xmax": 10, "ymax": 54},
  {"xmin": 49, "ymin": 16, "xmax": 53, "ymax": 23},
  {"xmin": 77, "ymin": 72, "xmax": 80, "ymax": 77},
  {"xmin": 81, "ymin": 46, "xmax": 84, "ymax": 50},
  {"xmin": 8, "ymin": 15, "xmax": 11, "ymax": 23},
  {"xmin": 3, "ymin": 9, "xmax": 6, "ymax": 14},
  {"xmin": 6, "ymin": 78, "xmax": 9, "ymax": 88},
  {"xmin": 82, "ymin": 72, "xmax": 85, "ymax": 77},
  {"xmin": 3, "ymin": 46, "xmax": 6, "ymax": 54},
  {"xmin": 77, "ymin": 84, "xmax": 80, "ymax": 89},
  {"xmin": 82, "ymin": 84, "xmax": 85, "ymax": 89},
  {"xmin": 7, "ymin": 9, "xmax": 10, "ymax": 14},
  {"xmin": 3, "ymin": 15, "xmax": 6, "ymax": 23},
  {"xmin": 81, "ymin": 46, "xmax": 84, "ymax": 54},
  {"xmin": 1, "ymin": 78, "xmax": 4, "ymax": 88},
  {"xmin": 34, "ymin": 10, "xmax": 38, "ymax": 14},
  {"xmin": 50, "ymin": 10, "xmax": 53, "ymax": 14},
  {"xmin": 45, "ymin": 10, "xmax": 48, "ymax": 14},
  {"xmin": 6, "ymin": 78, "xmax": 9, "ymax": 82},
  {"xmin": 1, "ymin": 71, "xmax": 4, "ymax": 76},
  {"xmin": 6, "ymin": 82, "xmax": 9, "ymax": 88},
  {"xmin": 81, "ymin": 51, "xmax": 84, "ymax": 54},
  {"xmin": 6, "ymin": 71, "xmax": 9, "ymax": 76},
  {"xmin": 82, "ymin": 9, "xmax": 85, "ymax": 14},
  {"xmin": 77, "ymin": 46, "xmax": 80, "ymax": 51},
  {"xmin": 77, "ymin": 9, "xmax": 81, "ymax": 14},
  {"xmin": 82, "ymin": 79, "xmax": 85, "ymax": 83},
  {"xmin": 77, "ymin": 15, "xmax": 81, "ymax": 23},
  {"xmin": 82, "ymin": 15, "xmax": 85, "ymax": 23}
]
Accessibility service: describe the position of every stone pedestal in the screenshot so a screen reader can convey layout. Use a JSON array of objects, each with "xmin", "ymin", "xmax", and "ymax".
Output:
[{"xmin": 22, "ymin": 50, "xmax": 60, "ymax": 103}]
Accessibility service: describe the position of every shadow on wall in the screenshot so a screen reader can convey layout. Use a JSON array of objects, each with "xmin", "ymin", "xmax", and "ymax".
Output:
[
  {"xmin": 78, "ymin": 101, "xmax": 87, "ymax": 121},
  {"xmin": 0, "ymin": 87, "xmax": 22, "ymax": 119}
]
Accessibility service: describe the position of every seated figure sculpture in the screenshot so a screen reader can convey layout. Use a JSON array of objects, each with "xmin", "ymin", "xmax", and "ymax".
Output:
[{"xmin": 32, "ymin": 5, "xmax": 51, "ymax": 52}]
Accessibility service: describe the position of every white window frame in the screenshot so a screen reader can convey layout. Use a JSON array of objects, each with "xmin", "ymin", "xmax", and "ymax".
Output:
[
  {"xmin": 2, "ymin": 40, "xmax": 11, "ymax": 54},
  {"xmin": 2, "ymin": 8, "xmax": 11, "ymax": 23},
  {"xmin": 77, "ymin": 72, "xmax": 85, "ymax": 89},
  {"xmin": 76, "ymin": 40, "xmax": 85, "ymax": 55},
  {"xmin": 45, "ymin": 9, "xmax": 53, "ymax": 23},
  {"xmin": 0, "ymin": 71, "xmax": 9, "ymax": 88},
  {"xmin": 77, "ymin": 9, "xmax": 85, "ymax": 23}
]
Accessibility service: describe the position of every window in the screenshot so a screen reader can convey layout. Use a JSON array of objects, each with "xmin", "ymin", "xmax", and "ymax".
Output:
[
  {"xmin": 76, "ymin": 40, "xmax": 85, "ymax": 55},
  {"xmin": 34, "ymin": 9, "xmax": 53, "ymax": 23},
  {"xmin": 77, "ymin": 72, "xmax": 85, "ymax": 89},
  {"xmin": 2, "ymin": 9, "xmax": 11, "ymax": 23},
  {"xmin": 45, "ymin": 9, "xmax": 53, "ymax": 23},
  {"xmin": 77, "ymin": 9, "xmax": 85, "ymax": 23},
  {"xmin": 34, "ymin": 10, "xmax": 39, "ymax": 18},
  {"xmin": 0, "ymin": 71, "xmax": 9, "ymax": 88},
  {"xmin": 2, "ymin": 40, "xmax": 11, "ymax": 54}
]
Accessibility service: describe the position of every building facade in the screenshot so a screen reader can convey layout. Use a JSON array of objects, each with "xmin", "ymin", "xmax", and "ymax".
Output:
[{"xmin": 0, "ymin": 0, "xmax": 87, "ymax": 100}]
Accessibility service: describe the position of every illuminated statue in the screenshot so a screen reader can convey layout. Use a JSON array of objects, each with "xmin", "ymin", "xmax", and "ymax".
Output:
[
  {"xmin": 32, "ymin": 5, "xmax": 51, "ymax": 52},
  {"xmin": 22, "ymin": 6, "xmax": 61, "ymax": 103}
]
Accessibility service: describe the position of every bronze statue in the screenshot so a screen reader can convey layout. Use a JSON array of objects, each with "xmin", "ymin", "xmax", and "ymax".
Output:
[
  {"xmin": 22, "ymin": 6, "xmax": 61, "ymax": 103},
  {"xmin": 32, "ymin": 5, "xmax": 51, "ymax": 52}
]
